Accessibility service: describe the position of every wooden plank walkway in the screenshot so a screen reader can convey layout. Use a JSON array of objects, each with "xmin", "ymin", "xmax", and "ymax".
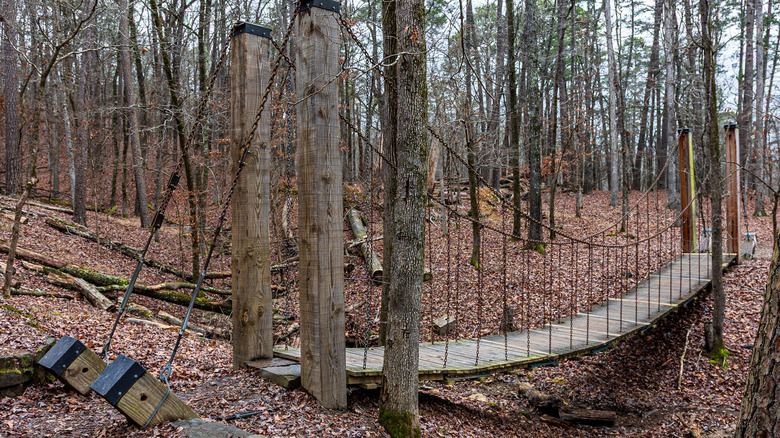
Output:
[{"xmin": 275, "ymin": 253, "xmax": 735, "ymax": 385}]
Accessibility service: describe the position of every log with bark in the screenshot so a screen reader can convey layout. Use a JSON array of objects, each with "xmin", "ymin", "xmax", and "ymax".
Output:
[
  {"xmin": 346, "ymin": 209, "xmax": 383, "ymax": 284},
  {"xmin": 72, "ymin": 277, "xmax": 116, "ymax": 312},
  {"xmin": 157, "ymin": 310, "xmax": 230, "ymax": 339},
  {"xmin": 0, "ymin": 240, "xmax": 67, "ymax": 269},
  {"xmin": 280, "ymin": 196, "xmax": 298, "ymax": 254},
  {"xmin": 45, "ymin": 217, "xmax": 209, "ymax": 282},
  {"xmin": 558, "ymin": 407, "xmax": 616, "ymax": 426}
]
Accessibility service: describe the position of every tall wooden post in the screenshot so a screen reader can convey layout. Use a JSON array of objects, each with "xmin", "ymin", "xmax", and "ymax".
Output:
[
  {"xmin": 725, "ymin": 124, "xmax": 741, "ymax": 260},
  {"xmin": 295, "ymin": 0, "xmax": 347, "ymax": 408},
  {"xmin": 678, "ymin": 128, "xmax": 697, "ymax": 253},
  {"xmin": 230, "ymin": 23, "xmax": 273, "ymax": 368}
]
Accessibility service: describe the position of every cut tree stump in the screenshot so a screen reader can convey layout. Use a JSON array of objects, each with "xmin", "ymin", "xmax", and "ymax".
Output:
[{"xmin": 558, "ymin": 407, "xmax": 616, "ymax": 426}]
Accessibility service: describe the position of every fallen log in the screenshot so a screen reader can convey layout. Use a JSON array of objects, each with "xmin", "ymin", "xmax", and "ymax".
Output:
[
  {"xmin": 280, "ymin": 196, "xmax": 298, "ymax": 253},
  {"xmin": 558, "ymin": 407, "xmax": 616, "ymax": 427},
  {"xmin": 346, "ymin": 209, "xmax": 383, "ymax": 285},
  {"xmin": 11, "ymin": 288, "xmax": 74, "ymax": 300},
  {"xmin": 45, "ymin": 217, "xmax": 208, "ymax": 282},
  {"xmin": 72, "ymin": 278, "xmax": 116, "ymax": 312},
  {"xmin": 125, "ymin": 318, "xmax": 177, "ymax": 331},
  {"xmin": 96, "ymin": 283, "xmax": 232, "ymax": 313},
  {"xmin": 275, "ymin": 322, "xmax": 300, "ymax": 344},
  {"xmin": 157, "ymin": 310, "xmax": 229, "ymax": 339},
  {"xmin": 0, "ymin": 240, "xmax": 67, "ymax": 269}
]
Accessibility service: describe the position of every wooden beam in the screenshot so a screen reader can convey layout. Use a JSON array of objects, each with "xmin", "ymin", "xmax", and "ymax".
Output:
[
  {"xmin": 230, "ymin": 22, "xmax": 274, "ymax": 368},
  {"xmin": 678, "ymin": 128, "xmax": 696, "ymax": 253},
  {"xmin": 91, "ymin": 355, "xmax": 198, "ymax": 428},
  {"xmin": 724, "ymin": 124, "xmax": 741, "ymax": 262},
  {"xmin": 38, "ymin": 335, "xmax": 106, "ymax": 395},
  {"xmin": 295, "ymin": 1, "xmax": 347, "ymax": 409}
]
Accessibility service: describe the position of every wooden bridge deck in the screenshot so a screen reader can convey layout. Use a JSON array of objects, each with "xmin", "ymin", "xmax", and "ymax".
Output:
[{"xmin": 274, "ymin": 253, "xmax": 736, "ymax": 385}]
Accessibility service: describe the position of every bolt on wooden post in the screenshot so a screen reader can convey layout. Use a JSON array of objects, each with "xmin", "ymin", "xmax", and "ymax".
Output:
[
  {"xmin": 677, "ymin": 128, "xmax": 697, "ymax": 253},
  {"xmin": 724, "ymin": 124, "xmax": 741, "ymax": 261},
  {"xmin": 230, "ymin": 22, "xmax": 274, "ymax": 368},
  {"xmin": 295, "ymin": 0, "xmax": 347, "ymax": 408}
]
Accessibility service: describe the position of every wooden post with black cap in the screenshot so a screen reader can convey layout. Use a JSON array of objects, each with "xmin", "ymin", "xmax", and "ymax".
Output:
[
  {"xmin": 295, "ymin": 0, "xmax": 347, "ymax": 409},
  {"xmin": 230, "ymin": 21, "xmax": 274, "ymax": 369}
]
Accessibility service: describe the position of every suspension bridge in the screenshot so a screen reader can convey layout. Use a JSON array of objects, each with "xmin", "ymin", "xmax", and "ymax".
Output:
[
  {"xmin": 35, "ymin": 1, "xmax": 746, "ymax": 427},
  {"xmin": 276, "ymin": 252, "xmax": 735, "ymax": 385}
]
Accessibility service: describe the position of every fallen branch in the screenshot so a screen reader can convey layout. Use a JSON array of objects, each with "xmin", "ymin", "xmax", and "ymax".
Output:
[
  {"xmin": 11, "ymin": 288, "xmax": 74, "ymax": 300},
  {"xmin": 678, "ymin": 324, "xmax": 694, "ymax": 390}
]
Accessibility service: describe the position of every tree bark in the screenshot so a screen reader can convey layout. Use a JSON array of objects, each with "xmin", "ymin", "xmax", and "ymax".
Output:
[
  {"xmin": 523, "ymin": 0, "xmax": 543, "ymax": 244},
  {"xmin": 660, "ymin": 0, "xmax": 677, "ymax": 205},
  {"xmin": 2, "ymin": 0, "xmax": 21, "ymax": 196},
  {"xmin": 604, "ymin": 0, "xmax": 620, "ymax": 207},
  {"xmin": 379, "ymin": 0, "xmax": 398, "ymax": 347},
  {"xmin": 508, "ymin": 0, "xmax": 522, "ymax": 237},
  {"xmin": 754, "ymin": 0, "xmax": 768, "ymax": 216},
  {"xmin": 701, "ymin": 0, "xmax": 725, "ymax": 353},
  {"xmin": 735, "ymin": 203, "xmax": 780, "ymax": 437},
  {"xmin": 379, "ymin": 0, "xmax": 427, "ymax": 433}
]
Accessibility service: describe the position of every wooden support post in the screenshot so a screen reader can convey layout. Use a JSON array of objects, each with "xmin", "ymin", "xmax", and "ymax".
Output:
[
  {"xmin": 91, "ymin": 355, "xmax": 198, "ymax": 428},
  {"xmin": 678, "ymin": 128, "xmax": 696, "ymax": 253},
  {"xmin": 38, "ymin": 335, "xmax": 105, "ymax": 395},
  {"xmin": 230, "ymin": 22, "xmax": 273, "ymax": 368},
  {"xmin": 724, "ymin": 124, "xmax": 741, "ymax": 261},
  {"xmin": 295, "ymin": 0, "xmax": 347, "ymax": 409}
]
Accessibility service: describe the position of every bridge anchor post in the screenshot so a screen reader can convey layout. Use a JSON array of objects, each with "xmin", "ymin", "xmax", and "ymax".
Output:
[
  {"xmin": 678, "ymin": 128, "xmax": 696, "ymax": 253},
  {"xmin": 295, "ymin": 0, "xmax": 347, "ymax": 409}
]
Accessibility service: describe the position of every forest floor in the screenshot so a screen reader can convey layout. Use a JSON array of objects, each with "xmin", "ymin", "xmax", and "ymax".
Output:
[{"xmin": 0, "ymin": 189, "xmax": 772, "ymax": 437}]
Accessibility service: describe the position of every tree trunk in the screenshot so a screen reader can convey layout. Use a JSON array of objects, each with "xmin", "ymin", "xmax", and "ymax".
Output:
[
  {"xmin": 2, "ymin": 0, "xmax": 21, "ymax": 196},
  {"xmin": 604, "ymin": 0, "xmax": 620, "ymax": 207},
  {"xmin": 524, "ymin": 0, "xmax": 543, "ymax": 244},
  {"xmin": 754, "ymin": 0, "xmax": 768, "ymax": 216},
  {"xmin": 379, "ymin": 0, "xmax": 427, "ymax": 433},
  {"xmin": 2, "ymin": 178, "xmax": 35, "ymax": 298},
  {"xmin": 508, "ymin": 0, "xmax": 522, "ymax": 237},
  {"xmin": 635, "ymin": 0, "xmax": 663, "ymax": 190},
  {"xmin": 119, "ymin": 0, "xmax": 151, "ymax": 227},
  {"xmin": 736, "ymin": 225, "xmax": 780, "ymax": 436},
  {"xmin": 742, "ymin": 0, "xmax": 756, "ymax": 198},
  {"xmin": 148, "ymin": 0, "xmax": 200, "ymax": 281},
  {"xmin": 660, "ymin": 0, "xmax": 677, "ymax": 204},
  {"xmin": 379, "ymin": 0, "xmax": 398, "ymax": 347},
  {"xmin": 701, "ymin": 0, "xmax": 725, "ymax": 353},
  {"xmin": 463, "ymin": 0, "xmax": 480, "ymax": 266}
]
